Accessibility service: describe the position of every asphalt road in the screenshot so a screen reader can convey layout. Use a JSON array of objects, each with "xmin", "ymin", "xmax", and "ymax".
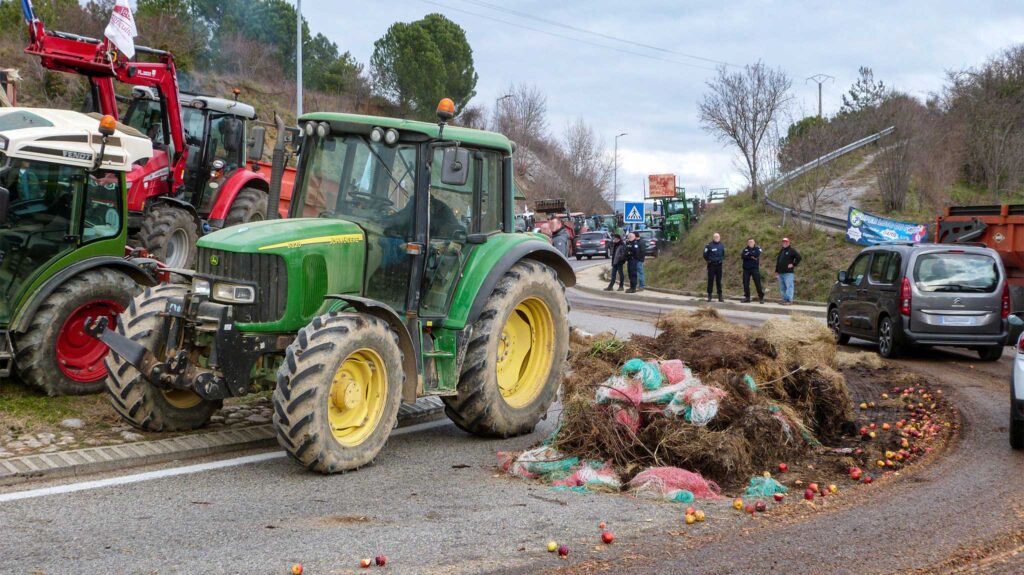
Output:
[{"xmin": 2, "ymin": 261, "xmax": 1022, "ymax": 574}]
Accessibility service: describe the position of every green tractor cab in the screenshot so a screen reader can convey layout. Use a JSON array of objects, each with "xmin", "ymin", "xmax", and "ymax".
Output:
[
  {"xmin": 0, "ymin": 109, "xmax": 163, "ymax": 395},
  {"xmin": 90, "ymin": 100, "xmax": 576, "ymax": 473}
]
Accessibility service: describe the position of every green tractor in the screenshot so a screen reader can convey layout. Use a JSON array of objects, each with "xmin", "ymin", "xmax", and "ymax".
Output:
[
  {"xmin": 661, "ymin": 188, "xmax": 697, "ymax": 243},
  {"xmin": 89, "ymin": 100, "xmax": 575, "ymax": 473},
  {"xmin": 0, "ymin": 108, "xmax": 163, "ymax": 395}
]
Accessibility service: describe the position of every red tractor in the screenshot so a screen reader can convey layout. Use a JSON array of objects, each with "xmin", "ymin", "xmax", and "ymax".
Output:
[{"xmin": 22, "ymin": 2, "xmax": 294, "ymax": 268}]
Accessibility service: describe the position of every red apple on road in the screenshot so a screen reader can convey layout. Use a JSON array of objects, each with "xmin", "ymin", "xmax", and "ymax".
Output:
[
  {"xmin": 601, "ymin": 532, "xmax": 614, "ymax": 544},
  {"xmin": 804, "ymin": 489, "xmax": 815, "ymax": 501},
  {"xmin": 778, "ymin": 463, "xmax": 789, "ymax": 473},
  {"xmin": 375, "ymin": 556, "xmax": 388, "ymax": 567},
  {"xmin": 774, "ymin": 493, "xmax": 785, "ymax": 502}
]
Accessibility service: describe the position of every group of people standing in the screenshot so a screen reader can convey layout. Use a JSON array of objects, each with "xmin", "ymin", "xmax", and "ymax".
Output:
[
  {"xmin": 703, "ymin": 234, "xmax": 802, "ymax": 304},
  {"xmin": 604, "ymin": 232, "xmax": 647, "ymax": 293}
]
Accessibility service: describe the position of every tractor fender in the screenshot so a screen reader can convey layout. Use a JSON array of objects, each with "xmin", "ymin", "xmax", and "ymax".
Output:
[
  {"xmin": 323, "ymin": 294, "xmax": 420, "ymax": 404},
  {"xmin": 206, "ymin": 168, "xmax": 271, "ymax": 223},
  {"xmin": 10, "ymin": 258, "xmax": 161, "ymax": 333},
  {"xmin": 455, "ymin": 240, "xmax": 576, "ymax": 331},
  {"xmin": 146, "ymin": 196, "xmax": 204, "ymax": 235}
]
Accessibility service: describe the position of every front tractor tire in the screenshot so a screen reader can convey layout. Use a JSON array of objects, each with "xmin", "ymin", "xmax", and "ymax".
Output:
[
  {"xmin": 443, "ymin": 260, "xmax": 569, "ymax": 437},
  {"xmin": 225, "ymin": 187, "xmax": 269, "ymax": 227},
  {"xmin": 104, "ymin": 284, "xmax": 221, "ymax": 431},
  {"xmin": 138, "ymin": 205, "xmax": 198, "ymax": 270},
  {"xmin": 15, "ymin": 268, "xmax": 137, "ymax": 396},
  {"xmin": 273, "ymin": 313, "xmax": 404, "ymax": 473}
]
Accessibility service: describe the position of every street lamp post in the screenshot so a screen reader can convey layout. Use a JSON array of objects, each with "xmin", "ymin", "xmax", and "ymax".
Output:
[
  {"xmin": 613, "ymin": 132, "xmax": 627, "ymax": 211},
  {"xmin": 296, "ymin": 0, "xmax": 303, "ymax": 117}
]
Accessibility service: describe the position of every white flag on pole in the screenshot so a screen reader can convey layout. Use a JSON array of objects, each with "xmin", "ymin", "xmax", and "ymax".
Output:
[{"xmin": 104, "ymin": 0, "xmax": 138, "ymax": 59}]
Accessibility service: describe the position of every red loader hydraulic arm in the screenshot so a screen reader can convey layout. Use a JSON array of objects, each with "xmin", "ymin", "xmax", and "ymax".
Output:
[{"xmin": 22, "ymin": 3, "xmax": 186, "ymax": 187}]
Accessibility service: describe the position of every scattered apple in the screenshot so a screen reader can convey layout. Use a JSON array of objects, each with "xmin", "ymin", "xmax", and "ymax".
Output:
[
  {"xmin": 850, "ymin": 468, "xmax": 862, "ymax": 481},
  {"xmin": 804, "ymin": 488, "xmax": 815, "ymax": 501},
  {"xmin": 601, "ymin": 531, "xmax": 614, "ymax": 544},
  {"xmin": 686, "ymin": 506, "xmax": 696, "ymax": 516},
  {"xmin": 360, "ymin": 558, "xmax": 373, "ymax": 569},
  {"xmin": 808, "ymin": 482, "xmax": 819, "ymax": 492},
  {"xmin": 558, "ymin": 545, "xmax": 569, "ymax": 557},
  {"xmin": 881, "ymin": 393, "xmax": 889, "ymax": 400},
  {"xmin": 863, "ymin": 475, "xmax": 873, "ymax": 484},
  {"xmin": 774, "ymin": 493, "xmax": 785, "ymax": 502},
  {"xmin": 859, "ymin": 426, "xmax": 869, "ymax": 436},
  {"xmin": 375, "ymin": 555, "xmax": 388, "ymax": 567},
  {"xmin": 744, "ymin": 504, "xmax": 756, "ymax": 515},
  {"xmin": 870, "ymin": 423, "xmax": 877, "ymax": 430},
  {"xmin": 547, "ymin": 541, "xmax": 558, "ymax": 553},
  {"xmin": 733, "ymin": 498, "xmax": 744, "ymax": 510},
  {"xmin": 695, "ymin": 510, "xmax": 706, "ymax": 522},
  {"xmin": 882, "ymin": 423, "xmax": 891, "ymax": 431},
  {"xmin": 778, "ymin": 462, "xmax": 789, "ymax": 473},
  {"xmin": 755, "ymin": 501, "xmax": 767, "ymax": 513},
  {"xmin": 599, "ymin": 521, "xmax": 606, "ymax": 530},
  {"xmin": 877, "ymin": 460, "xmax": 886, "ymax": 468},
  {"xmin": 859, "ymin": 402, "xmax": 868, "ymax": 410},
  {"xmin": 828, "ymin": 484, "xmax": 837, "ymax": 494},
  {"xmin": 868, "ymin": 431, "xmax": 877, "ymax": 439},
  {"xmin": 685, "ymin": 513, "xmax": 696, "ymax": 524},
  {"xmin": 291, "ymin": 564, "xmax": 303, "ymax": 575}
]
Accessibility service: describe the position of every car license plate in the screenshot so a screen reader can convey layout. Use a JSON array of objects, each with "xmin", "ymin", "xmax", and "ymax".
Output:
[{"xmin": 940, "ymin": 315, "xmax": 977, "ymax": 326}]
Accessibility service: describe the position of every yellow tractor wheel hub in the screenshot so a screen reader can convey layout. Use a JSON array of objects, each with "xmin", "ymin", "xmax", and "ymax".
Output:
[
  {"xmin": 496, "ymin": 297, "xmax": 554, "ymax": 408},
  {"xmin": 327, "ymin": 348, "xmax": 387, "ymax": 447}
]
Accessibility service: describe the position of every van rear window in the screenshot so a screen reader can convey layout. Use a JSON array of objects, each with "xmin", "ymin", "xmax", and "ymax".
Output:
[{"xmin": 913, "ymin": 253, "xmax": 999, "ymax": 293}]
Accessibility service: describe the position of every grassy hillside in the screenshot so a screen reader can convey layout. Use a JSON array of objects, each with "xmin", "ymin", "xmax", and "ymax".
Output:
[{"xmin": 645, "ymin": 193, "xmax": 862, "ymax": 302}]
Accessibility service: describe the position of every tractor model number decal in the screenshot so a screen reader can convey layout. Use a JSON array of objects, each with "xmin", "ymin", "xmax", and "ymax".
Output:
[{"xmin": 258, "ymin": 233, "xmax": 363, "ymax": 251}]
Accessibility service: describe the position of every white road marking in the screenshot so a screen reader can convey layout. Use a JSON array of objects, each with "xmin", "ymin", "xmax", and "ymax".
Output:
[{"xmin": 0, "ymin": 418, "xmax": 451, "ymax": 503}]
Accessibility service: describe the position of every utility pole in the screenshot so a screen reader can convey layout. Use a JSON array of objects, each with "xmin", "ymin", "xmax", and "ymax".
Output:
[
  {"xmin": 613, "ymin": 132, "xmax": 627, "ymax": 211},
  {"xmin": 806, "ymin": 74, "xmax": 834, "ymax": 118},
  {"xmin": 296, "ymin": 0, "xmax": 303, "ymax": 117}
]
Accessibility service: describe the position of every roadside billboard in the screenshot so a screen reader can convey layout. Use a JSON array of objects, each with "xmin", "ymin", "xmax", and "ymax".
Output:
[
  {"xmin": 846, "ymin": 207, "xmax": 929, "ymax": 246},
  {"xmin": 648, "ymin": 174, "xmax": 676, "ymax": 198}
]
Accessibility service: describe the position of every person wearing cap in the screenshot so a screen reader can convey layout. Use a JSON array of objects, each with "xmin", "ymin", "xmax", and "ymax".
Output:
[{"xmin": 775, "ymin": 237, "xmax": 802, "ymax": 305}]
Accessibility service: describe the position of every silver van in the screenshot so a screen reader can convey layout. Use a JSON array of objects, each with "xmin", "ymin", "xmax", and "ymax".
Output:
[{"xmin": 827, "ymin": 243, "xmax": 1009, "ymax": 360}]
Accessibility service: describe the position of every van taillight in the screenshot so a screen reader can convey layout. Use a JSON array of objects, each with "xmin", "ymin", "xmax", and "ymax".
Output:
[
  {"xmin": 1003, "ymin": 283, "xmax": 1011, "ymax": 319},
  {"xmin": 900, "ymin": 277, "xmax": 912, "ymax": 316}
]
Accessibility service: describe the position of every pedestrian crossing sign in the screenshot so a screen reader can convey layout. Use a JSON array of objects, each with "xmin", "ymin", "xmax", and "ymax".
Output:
[{"xmin": 624, "ymin": 202, "xmax": 645, "ymax": 223}]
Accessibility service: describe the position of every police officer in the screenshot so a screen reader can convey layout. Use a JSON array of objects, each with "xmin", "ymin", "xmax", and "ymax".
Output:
[
  {"xmin": 741, "ymin": 238, "xmax": 765, "ymax": 304},
  {"xmin": 625, "ymin": 231, "xmax": 643, "ymax": 293},
  {"xmin": 703, "ymin": 232, "xmax": 725, "ymax": 302}
]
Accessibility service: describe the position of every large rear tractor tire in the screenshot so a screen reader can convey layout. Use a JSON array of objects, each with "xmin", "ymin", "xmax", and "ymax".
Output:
[
  {"xmin": 15, "ymin": 269, "xmax": 137, "ymax": 396},
  {"xmin": 273, "ymin": 313, "xmax": 404, "ymax": 473},
  {"xmin": 138, "ymin": 205, "xmax": 198, "ymax": 269},
  {"xmin": 104, "ymin": 284, "xmax": 220, "ymax": 431},
  {"xmin": 443, "ymin": 260, "xmax": 569, "ymax": 437},
  {"xmin": 224, "ymin": 187, "xmax": 269, "ymax": 227}
]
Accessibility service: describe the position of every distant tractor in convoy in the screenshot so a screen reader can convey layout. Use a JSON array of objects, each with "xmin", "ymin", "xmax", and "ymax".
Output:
[
  {"xmin": 90, "ymin": 100, "xmax": 575, "ymax": 473},
  {"xmin": 0, "ymin": 109, "xmax": 162, "ymax": 395}
]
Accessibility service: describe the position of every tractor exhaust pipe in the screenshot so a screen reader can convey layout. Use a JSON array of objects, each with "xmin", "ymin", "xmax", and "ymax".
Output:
[{"xmin": 266, "ymin": 112, "xmax": 287, "ymax": 220}]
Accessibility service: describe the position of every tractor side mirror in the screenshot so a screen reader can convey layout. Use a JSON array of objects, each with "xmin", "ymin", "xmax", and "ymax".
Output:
[
  {"xmin": 440, "ymin": 147, "xmax": 470, "ymax": 187},
  {"xmin": 0, "ymin": 186, "xmax": 9, "ymax": 225},
  {"xmin": 247, "ymin": 126, "xmax": 266, "ymax": 161},
  {"xmin": 837, "ymin": 270, "xmax": 848, "ymax": 283}
]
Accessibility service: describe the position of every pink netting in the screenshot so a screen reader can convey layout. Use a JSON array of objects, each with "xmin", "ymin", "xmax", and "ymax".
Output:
[
  {"xmin": 659, "ymin": 360, "xmax": 688, "ymax": 385},
  {"xmin": 551, "ymin": 463, "xmax": 622, "ymax": 492},
  {"xmin": 628, "ymin": 466, "xmax": 722, "ymax": 500},
  {"xmin": 595, "ymin": 376, "xmax": 643, "ymax": 406},
  {"xmin": 612, "ymin": 405, "xmax": 641, "ymax": 433},
  {"xmin": 681, "ymin": 385, "xmax": 729, "ymax": 404}
]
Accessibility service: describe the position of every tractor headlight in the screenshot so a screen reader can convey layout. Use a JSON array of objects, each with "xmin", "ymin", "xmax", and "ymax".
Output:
[
  {"xmin": 370, "ymin": 127, "xmax": 384, "ymax": 143},
  {"xmin": 0, "ymin": 136, "xmax": 7, "ymax": 151},
  {"xmin": 192, "ymin": 278, "xmax": 211, "ymax": 297},
  {"xmin": 304, "ymin": 122, "xmax": 315, "ymax": 137},
  {"xmin": 384, "ymin": 128, "xmax": 399, "ymax": 145},
  {"xmin": 213, "ymin": 282, "xmax": 256, "ymax": 304},
  {"xmin": 316, "ymin": 122, "xmax": 330, "ymax": 138}
]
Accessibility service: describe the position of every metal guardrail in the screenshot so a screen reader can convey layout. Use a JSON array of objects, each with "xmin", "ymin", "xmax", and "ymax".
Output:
[{"xmin": 764, "ymin": 126, "xmax": 895, "ymax": 231}]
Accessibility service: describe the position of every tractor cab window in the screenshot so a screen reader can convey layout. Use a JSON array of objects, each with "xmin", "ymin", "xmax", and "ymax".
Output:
[
  {"xmin": 297, "ymin": 134, "xmax": 417, "ymax": 311},
  {"xmin": 83, "ymin": 170, "xmax": 122, "ymax": 243},
  {"xmin": 207, "ymin": 114, "xmax": 245, "ymax": 171},
  {"xmin": 0, "ymin": 157, "xmax": 85, "ymax": 321},
  {"xmin": 124, "ymin": 98, "xmax": 164, "ymax": 143}
]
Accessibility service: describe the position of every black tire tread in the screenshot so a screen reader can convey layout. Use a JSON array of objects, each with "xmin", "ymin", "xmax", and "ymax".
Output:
[
  {"xmin": 442, "ymin": 260, "xmax": 569, "ymax": 438},
  {"xmin": 272, "ymin": 313, "xmax": 404, "ymax": 473},
  {"xmin": 224, "ymin": 187, "xmax": 269, "ymax": 227},
  {"xmin": 15, "ymin": 268, "xmax": 137, "ymax": 396},
  {"xmin": 104, "ymin": 284, "xmax": 220, "ymax": 431},
  {"xmin": 136, "ymin": 205, "xmax": 198, "ymax": 269}
]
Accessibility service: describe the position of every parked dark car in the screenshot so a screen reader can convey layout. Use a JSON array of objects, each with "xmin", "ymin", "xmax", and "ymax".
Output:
[
  {"xmin": 827, "ymin": 243, "xmax": 1009, "ymax": 360},
  {"xmin": 636, "ymin": 229, "xmax": 661, "ymax": 257},
  {"xmin": 574, "ymin": 231, "xmax": 612, "ymax": 260}
]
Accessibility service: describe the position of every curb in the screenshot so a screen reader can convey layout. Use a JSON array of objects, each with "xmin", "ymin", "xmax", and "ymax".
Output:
[
  {"xmin": 574, "ymin": 284, "xmax": 827, "ymax": 319},
  {"xmin": 0, "ymin": 397, "xmax": 446, "ymax": 486}
]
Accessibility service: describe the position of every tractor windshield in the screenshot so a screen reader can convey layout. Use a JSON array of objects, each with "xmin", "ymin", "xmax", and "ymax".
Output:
[{"xmin": 0, "ymin": 156, "xmax": 122, "ymax": 322}]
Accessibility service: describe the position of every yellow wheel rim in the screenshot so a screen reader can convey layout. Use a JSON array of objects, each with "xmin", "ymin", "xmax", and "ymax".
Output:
[
  {"xmin": 327, "ymin": 348, "xmax": 388, "ymax": 447},
  {"xmin": 496, "ymin": 297, "xmax": 555, "ymax": 409},
  {"xmin": 162, "ymin": 389, "xmax": 203, "ymax": 409}
]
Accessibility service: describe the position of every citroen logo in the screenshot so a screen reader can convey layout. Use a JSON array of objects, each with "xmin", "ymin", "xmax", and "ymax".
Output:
[
  {"xmin": 210, "ymin": 255, "xmax": 219, "ymax": 266},
  {"xmin": 952, "ymin": 297, "xmax": 963, "ymax": 306}
]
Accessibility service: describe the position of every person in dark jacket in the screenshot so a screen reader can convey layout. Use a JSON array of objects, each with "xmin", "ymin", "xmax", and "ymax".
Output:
[
  {"xmin": 775, "ymin": 237, "xmax": 802, "ymax": 305},
  {"xmin": 604, "ymin": 234, "xmax": 627, "ymax": 291},
  {"xmin": 703, "ymin": 232, "xmax": 725, "ymax": 302},
  {"xmin": 741, "ymin": 238, "xmax": 765, "ymax": 304},
  {"xmin": 625, "ymin": 232, "xmax": 642, "ymax": 293},
  {"xmin": 550, "ymin": 217, "xmax": 572, "ymax": 257}
]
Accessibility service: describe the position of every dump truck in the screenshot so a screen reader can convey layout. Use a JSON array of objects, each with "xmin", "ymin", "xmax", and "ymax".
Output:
[
  {"xmin": 0, "ymin": 109, "xmax": 163, "ymax": 394},
  {"xmin": 88, "ymin": 99, "xmax": 575, "ymax": 473}
]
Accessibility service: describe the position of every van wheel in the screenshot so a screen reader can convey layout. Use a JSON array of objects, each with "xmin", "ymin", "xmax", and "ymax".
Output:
[
  {"xmin": 978, "ymin": 346, "xmax": 1004, "ymax": 362},
  {"xmin": 877, "ymin": 316, "xmax": 901, "ymax": 359},
  {"xmin": 1011, "ymin": 414, "xmax": 1024, "ymax": 450},
  {"xmin": 828, "ymin": 307, "xmax": 850, "ymax": 345}
]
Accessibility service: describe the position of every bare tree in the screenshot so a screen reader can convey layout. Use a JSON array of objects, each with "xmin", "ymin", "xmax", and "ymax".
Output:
[
  {"xmin": 455, "ymin": 104, "xmax": 488, "ymax": 129},
  {"xmin": 558, "ymin": 117, "xmax": 612, "ymax": 213},
  {"xmin": 492, "ymin": 84, "xmax": 549, "ymax": 181},
  {"xmin": 699, "ymin": 61, "xmax": 793, "ymax": 200}
]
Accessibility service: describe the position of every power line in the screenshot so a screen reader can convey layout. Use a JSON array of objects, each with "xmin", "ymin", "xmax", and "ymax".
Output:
[
  {"xmin": 458, "ymin": 0, "xmax": 734, "ymax": 67},
  {"xmin": 414, "ymin": 0, "xmax": 720, "ymax": 72}
]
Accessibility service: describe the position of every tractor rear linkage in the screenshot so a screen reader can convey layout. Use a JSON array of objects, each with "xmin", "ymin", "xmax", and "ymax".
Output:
[{"xmin": 84, "ymin": 296, "xmax": 290, "ymax": 401}]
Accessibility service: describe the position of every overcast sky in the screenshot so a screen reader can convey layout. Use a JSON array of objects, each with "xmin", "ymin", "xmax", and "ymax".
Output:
[{"xmin": 294, "ymin": 0, "xmax": 1024, "ymax": 202}]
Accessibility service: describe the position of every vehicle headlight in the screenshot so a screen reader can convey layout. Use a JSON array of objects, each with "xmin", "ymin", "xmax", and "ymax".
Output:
[
  {"xmin": 213, "ymin": 282, "xmax": 256, "ymax": 304},
  {"xmin": 192, "ymin": 278, "xmax": 211, "ymax": 297},
  {"xmin": 0, "ymin": 136, "xmax": 7, "ymax": 151}
]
